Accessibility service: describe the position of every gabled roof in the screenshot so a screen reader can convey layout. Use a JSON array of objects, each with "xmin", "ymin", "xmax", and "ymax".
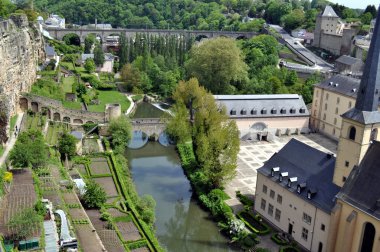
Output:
[
  {"xmin": 321, "ymin": 6, "xmax": 339, "ymax": 18},
  {"xmin": 335, "ymin": 55, "xmax": 362, "ymax": 66},
  {"xmin": 81, "ymin": 53, "xmax": 94, "ymax": 62},
  {"xmin": 214, "ymin": 94, "xmax": 309, "ymax": 118},
  {"xmin": 257, "ymin": 139, "xmax": 340, "ymax": 213},
  {"xmin": 315, "ymin": 74, "xmax": 360, "ymax": 98},
  {"xmin": 338, "ymin": 141, "xmax": 380, "ymax": 220}
]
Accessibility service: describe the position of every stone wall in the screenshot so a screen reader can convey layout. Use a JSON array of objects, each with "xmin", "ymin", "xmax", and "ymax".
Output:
[{"xmin": 0, "ymin": 14, "xmax": 44, "ymax": 141}]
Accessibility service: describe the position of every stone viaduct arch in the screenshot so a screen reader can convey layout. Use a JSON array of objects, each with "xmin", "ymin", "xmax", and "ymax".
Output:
[{"xmin": 19, "ymin": 94, "xmax": 106, "ymax": 125}]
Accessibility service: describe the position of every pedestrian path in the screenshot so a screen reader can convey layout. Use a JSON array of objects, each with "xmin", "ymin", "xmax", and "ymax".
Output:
[
  {"xmin": 43, "ymin": 220, "xmax": 59, "ymax": 252},
  {"xmin": 0, "ymin": 113, "xmax": 24, "ymax": 168}
]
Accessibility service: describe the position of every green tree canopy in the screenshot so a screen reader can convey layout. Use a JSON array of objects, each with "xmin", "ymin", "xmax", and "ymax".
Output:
[
  {"xmin": 93, "ymin": 44, "xmax": 105, "ymax": 67},
  {"xmin": 84, "ymin": 58, "xmax": 96, "ymax": 73},
  {"xmin": 7, "ymin": 207, "xmax": 43, "ymax": 241},
  {"xmin": 108, "ymin": 116, "xmax": 132, "ymax": 153},
  {"xmin": 84, "ymin": 34, "xmax": 96, "ymax": 53},
  {"xmin": 58, "ymin": 132, "xmax": 78, "ymax": 157},
  {"xmin": 9, "ymin": 130, "xmax": 47, "ymax": 169},
  {"xmin": 186, "ymin": 37, "xmax": 248, "ymax": 94},
  {"xmin": 82, "ymin": 180, "xmax": 107, "ymax": 209}
]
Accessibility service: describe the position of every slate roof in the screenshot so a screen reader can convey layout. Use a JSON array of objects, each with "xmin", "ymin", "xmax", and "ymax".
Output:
[
  {"xmin": 214, "ymin": 94, "xmax": 309, "ymax": 119},
  {"xmin": 335, "ymin": 55, "xmax": 362, "ymax": 66},
  {"xmin": 321, "ymin": 6, "xmax": 339, "ymax": 18},
  {"xmin": 45, "ymin": 45, "xmax": 56, "ymax": 57},
  {"xmin": 257, "ymin": 139, "xmax": 340, "ymax": 213},
  {"xmin": 315, "ymin": 74, "xmax": 360, "ymax": 98},
  {"xmin": 338, "ymin": 141, "xmax": 380, "ymax": 220},
  {"xmin": 70, "ymin": 131, "xmax": 83, "ymax": 140},
  {"xmin": 81, "ymin": 53, "xmax": 94, "ymax": 62}
]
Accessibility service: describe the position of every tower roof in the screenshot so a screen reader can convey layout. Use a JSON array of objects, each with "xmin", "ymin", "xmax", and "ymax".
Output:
[
  {"xmin": 342, "ymin": 6, "xmax": 380, "ymax": 124},
  {"xmin": 321, "ymin": 6, "xmax": 339, "ymax": 18}
]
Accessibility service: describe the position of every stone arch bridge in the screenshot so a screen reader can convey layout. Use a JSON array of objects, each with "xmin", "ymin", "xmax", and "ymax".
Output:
[
  {"xmin": 45, "ymin": 27, "xmax": 257, "ymax": 44},
  {"xmin": 131, "ymin": 118, "xmax": 166, "ymax": 136},
  {"xmin": 19, "ymin": 93, "xmax": 106, "ymax": 125}
]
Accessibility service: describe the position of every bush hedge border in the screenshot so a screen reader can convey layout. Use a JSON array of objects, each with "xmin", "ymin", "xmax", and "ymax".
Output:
[{"xmin": 237, "ymin": 211, "xmax": 271, "ymax": 235}]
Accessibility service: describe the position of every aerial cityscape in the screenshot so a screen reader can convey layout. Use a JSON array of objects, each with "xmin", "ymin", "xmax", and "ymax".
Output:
[{"xmin": 0, "ymin": 0, "xmax": 379, "ymax": 251}]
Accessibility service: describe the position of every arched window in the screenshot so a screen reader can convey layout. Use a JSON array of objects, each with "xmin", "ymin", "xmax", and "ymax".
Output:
[
  {"xmin": 370, "ymin": 128, "xmax": 378, "ymax": 141},
  {"xmin": 360, "ymin": 222, "xmax": 376, "ymax": 252},
  {"xmin": 349, "ymin": 126, "xmax": 356, "ymax": 141}
]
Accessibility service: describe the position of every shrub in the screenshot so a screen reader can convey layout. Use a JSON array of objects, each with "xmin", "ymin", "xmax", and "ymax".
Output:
[
  {"xmin": 237, "ymin": 211, "xmax": 271, "ymax": 235},
  {"xmin": 279, "ymin": 245, "xmax": 301, "ymax": 252},
  {"xmin": 236, "ymin": 190, "xmax": 254, "ymax": 207},
  {"xmin": 81, "ymin": 180, "xmax": 107, "ymax": 209},
  {"xmin": 271, "ymin": 233, "xmax": 289, "ymax": 246}
]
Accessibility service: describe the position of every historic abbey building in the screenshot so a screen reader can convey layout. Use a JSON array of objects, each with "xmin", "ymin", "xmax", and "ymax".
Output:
[{"xmin": 255, "ymin": 8, "xmax": 380, "ymax": 252}]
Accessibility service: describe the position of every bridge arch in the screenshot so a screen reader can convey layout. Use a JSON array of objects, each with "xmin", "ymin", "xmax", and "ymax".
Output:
[
  {"xmin": 63, "ymin": 116, "xmax": 71, "ymax": 123},
  {"xmin": 19, "ymin": 98, "xmax": 28, "ymax": 111},
  {"xmin": 195, "ymin": 34, "xmax": 208, "ymax": 41},
  {"xmin": 53, "ymin": 112, "xmax": 61, "ymax": 121},
  {"xmin": 63, "ymin": 33, "xmax": 81, "ymax": 46},
  {"xmin": 31, "ymin": 102, "xmax": 39, "ymax": 113},
  {"xmin": 41, "ymin": 107, "xmax": 51, "ymax": 119},
  {"xmin": 236, "ymin": 35, "xmax": 248, "ymax": 40},
  {"xmin": 73, "ymin": 119, "xmax": 84, "ymax": 124}
]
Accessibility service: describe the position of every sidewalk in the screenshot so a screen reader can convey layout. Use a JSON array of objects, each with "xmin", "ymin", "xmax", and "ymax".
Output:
[{"xmin": 0, "ymin": 113, "xmax": 24, "ymax": 168}]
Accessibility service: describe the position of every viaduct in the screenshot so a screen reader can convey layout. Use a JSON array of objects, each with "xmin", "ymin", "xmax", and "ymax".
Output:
[{"xmin": 44, "ymin": 27, "xmax": 257, "ymax": 43}]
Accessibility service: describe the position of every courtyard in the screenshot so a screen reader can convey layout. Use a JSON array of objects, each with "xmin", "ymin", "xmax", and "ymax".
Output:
[{"xmin": 225, "ymin": 133, "xmax": 338, "ymax": 205}]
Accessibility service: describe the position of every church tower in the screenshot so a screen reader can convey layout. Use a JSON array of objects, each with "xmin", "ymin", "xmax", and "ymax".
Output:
[{"xmin": 333, "ymin": 10, "xmax": 380, "ymax": 187}]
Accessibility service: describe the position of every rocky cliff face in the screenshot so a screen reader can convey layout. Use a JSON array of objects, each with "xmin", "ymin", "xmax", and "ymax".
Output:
[{"xmin": 0, "ymin": 14, "xmax": 44, "ymax": 142}]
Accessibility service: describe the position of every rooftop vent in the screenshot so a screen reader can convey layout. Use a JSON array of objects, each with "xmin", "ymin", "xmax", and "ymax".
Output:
[
  {"xmin": 279, "ymin": 172, "xmax": 288, "ymax": 182},
  {"xmin": 307, "ymin": 189, "xmax": 317, "ymax": 199},
  {"xmin": 287, "ymin": 177, "xmax": 298, "ymax": 187},
  {"xmin": 297, "ymin": 183, "xmax": 307, "ymax": 194},
  {"xmin": 271, "ymin": 167, "xmax": 280, "ymax": 177}
]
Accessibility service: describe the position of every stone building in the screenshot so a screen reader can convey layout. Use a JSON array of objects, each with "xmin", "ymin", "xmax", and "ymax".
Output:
[
  {"xmin": 214, "ymin": 94, "xmax": 309, "ymax": 139},
  {"xmin": 313, "ymin": 6, "xmax": 359, "ymax": 56},
  {"xmin": 255, "ymin": 10, "xmax": 380, "ymax": 252},
  {"xmin": 334, "ymin": 55, "xmax": 364, "ymax": 76}
]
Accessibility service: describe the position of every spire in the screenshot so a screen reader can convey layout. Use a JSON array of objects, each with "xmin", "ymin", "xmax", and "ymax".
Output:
[{"xmin": 355, "ymin": 7, "xmax": 380, "ymax": 112}]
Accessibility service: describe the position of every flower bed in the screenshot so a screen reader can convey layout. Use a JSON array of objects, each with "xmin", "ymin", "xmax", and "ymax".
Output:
[
  {"xmin": 271, "ymin": 233, "xmax": 289, "ymax": 245},
  {"xmin": 237, "ymin": 211, "xmax": 271, "ymax": 235}
]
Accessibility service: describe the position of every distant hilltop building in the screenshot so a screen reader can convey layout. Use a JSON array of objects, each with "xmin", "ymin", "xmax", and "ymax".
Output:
[
  {"xmin": 38, "ymin": 14, "xmax": 65, "ymax": 29},
  {"xmin": 313, "ymin": 6, "xmax": 359, "ymax": 56}
]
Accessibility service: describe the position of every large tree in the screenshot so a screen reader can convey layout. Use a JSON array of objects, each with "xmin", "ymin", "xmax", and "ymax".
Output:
[
  {"xmin": 84, "ymin": 34, "xmax": 96, "ymax": 53},
  {"xmin": 84, "ymin": 58, "xmax": 96, "ymax": 73},
  {"xmin": 82, "ymin": 180, "xmax": 107, "ymax": 209},
  {"xmin": 108, "ymin": 116, "xmax": 132, "ymax": 153},
  {"xmin": 9, "ymin": 130, "xmax": 47, "ymax": 169},
  {"xmin": 93, "ymin": 44, "xmax": 105, "ymax": 67},
  {"xmin": 58, "ymin": 132, "xmax": 78, "ymax": 157},
  {"xmin": 185, "ymin": 37, "xmax": 248, "ymax": 94}
]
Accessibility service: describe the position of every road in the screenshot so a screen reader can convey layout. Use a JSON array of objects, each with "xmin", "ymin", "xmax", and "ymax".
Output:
[{"xmin": 269, "ymin": 24, "xmax": 334, "ymax": 72}]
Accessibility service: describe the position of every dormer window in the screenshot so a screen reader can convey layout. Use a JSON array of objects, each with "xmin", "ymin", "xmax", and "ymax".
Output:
[
  {"xmin": 288, "ymin": 177, "xmax": 297, "ymax": 188},
  {"xmin": 271, "ymin": 167, "xmax": 280, "ymax": 177},
  {"xmin": 297, "ymin": 183, "xmax": 307, "ymax": 194},
  {"xmin": 280, "ymin": 108, "xmax": 286, "ymax": 114},
  {"xmin": 279, "ymin": 172, "xmax": 288, "ymax": 182},
  {"xmin": 261, "ymin": 108, "xmax": 267, "ymax": 115},
  {"xmin": 299, "ymin": 108, "xmax": 306, "ymax": 114},
  {"xmin": 307, "ymin": 189, "xmax": 317, "ymax": 199},
  {"xmin": 290, "ymin": 108, "xmax": 296, "ymax": 114},
  {"xmin": 241, "ymin": 109, "xmax": 247, "ymax": 115},
  {"xmin": 271, "ymin": 108, "xmax": 277, "ymax": 114},
  {"xmin": 230, "ymin": 109, "xmax": 236, "ymax": 115},
  {"xmin": 251, "ymin": 109, "xmax": 257, "ymax": 115}
]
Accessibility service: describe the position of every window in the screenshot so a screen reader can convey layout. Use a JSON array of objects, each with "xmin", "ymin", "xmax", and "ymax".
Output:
[
  {"xmin": 275, "ymin": 209, "xmax": 281, "ymax": 221},
  {"xmin": 316, "ymin": 90, "xmax": 319, "ymax": 97},
  {"xmin": 348, "ymin": 101, "xmax": 352, "ymax": 108},
  {"xmin": 333, "ymin": 128, "xmax": 336, "ymax": 135},
  {"xmin": 321, "ymin": 224, "xmax": 326, "ymax": 231},
  {"xmin": 268, "ymin": 204, "xmax": 274, "ymax": 216},
  {"xmin": 326, "ymin": 93, "xmax": 329, "ymax": 100},
  {"xmin": 345, "ymin": 161, "xmax": 349, "ymax": 167},
  {"xmin": 337, "ymin": 97, "xmax": 340, "ymax": 104},
  {"xmin": 324, "ymin": 103, "xmax": 328, "ymax": 110},
  {"xmin": 277, "ymin": 194, "xmax": 282, "ymax": 204},
  {"xmin": 335, "ymin": 107, "xmax": 339, "ymax": 115},
  {"xmin": 261, "ymin": 199, "xmax": 266, "ymax": 211},
  {"xmin": 303, "ymin": 213, "xmax": 312, "ymax": 224},
  {"xmin": 270, "ymin": 190, "xmax": 275, "ymax": 199},
  {"xmin": 262, "ymin": 185, "xmax": 268, "ymax": 194},
  {"xmin": 349, "ymin": 126, "xmax": 356, "ymax": 141},
  {"xmin": 323, "ymin": 114, "xmax": 326, "ymax": 120},
  {"xmin": 371, "ymin": 128, "xmax": 378, "ymax": 141},
  {"xmin": 334, "ymin": 118, "xmax": 337, "ymax": 125},
  {"xmin": 302, "ymin": 227, "xmax": 309, "ymax": 241},
  {"xmin": 261, "ymin": 108, "xmax": 267, "ymax": 115},
  {"xmin": 313, "ymin": 110, "xmax": 317, "ymax": 116},
  {"xmin": 342, "ymin": 176, "xmax": 347, "ymax": 182},
  {"xmin": 230, "ymin": 109, "xmax": 236, "ymax": 115},
  {"xmin": 322, "ymin": 123, "xmax": 325, "ymax": 130}
]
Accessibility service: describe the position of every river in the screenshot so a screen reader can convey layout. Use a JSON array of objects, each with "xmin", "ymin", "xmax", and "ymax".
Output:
[{"xmin": 127, "ymin": 102, "xmax": 234, "ymax": 252}]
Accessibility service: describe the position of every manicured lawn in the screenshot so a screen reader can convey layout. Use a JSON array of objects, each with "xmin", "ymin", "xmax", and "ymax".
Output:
[
  {"xmin": 132, "ymin": 94, "xmax": 143, "ymax": 102},
  {"xmin": 62, "ymin": 76, "xmax": 75, "ymax": 93},
  {"xmin": 87, "ymin": 90, "xmax": 130, "ymax": 112},
  {"xmin": 60, "ymin": 62, "xmax": 75, "ymax": 71},
  {"xmin": 62, "ymin": 101, "xmax": 82, "ymax": 110}
]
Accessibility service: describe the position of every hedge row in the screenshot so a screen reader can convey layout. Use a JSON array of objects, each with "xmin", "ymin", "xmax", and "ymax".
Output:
[
  {"xmin": 271, "ymin": 233, "xmax": 289, "ymax": 246},
  {"xmin": 237, "ymin": 211, "xmax": 271, "ymax": 235}
]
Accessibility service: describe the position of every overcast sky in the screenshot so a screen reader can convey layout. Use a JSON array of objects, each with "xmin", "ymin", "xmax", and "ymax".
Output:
[{"xmin": 329, "ymin": 0, "xmax": 379, "ymax": 9}]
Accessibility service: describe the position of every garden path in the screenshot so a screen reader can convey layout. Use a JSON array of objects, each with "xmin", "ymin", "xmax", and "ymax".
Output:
[{"xmin": 0, "ymin": 113, "xmax": 24, "ymax": 167}]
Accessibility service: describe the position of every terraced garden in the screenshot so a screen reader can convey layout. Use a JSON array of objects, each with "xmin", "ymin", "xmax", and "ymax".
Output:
[{"xmin": 46, "ymin": 122, "xmax": 70, "ymax": 146}]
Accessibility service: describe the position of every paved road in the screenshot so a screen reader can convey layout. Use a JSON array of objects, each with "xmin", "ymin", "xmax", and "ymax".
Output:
[
  {"xmin": 0, "ymin": 113, "xmax": 24, "ymax": 168},
  {"xmin": 269, "ymin": 24, "xmax": 334, "ymax": 72}
]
